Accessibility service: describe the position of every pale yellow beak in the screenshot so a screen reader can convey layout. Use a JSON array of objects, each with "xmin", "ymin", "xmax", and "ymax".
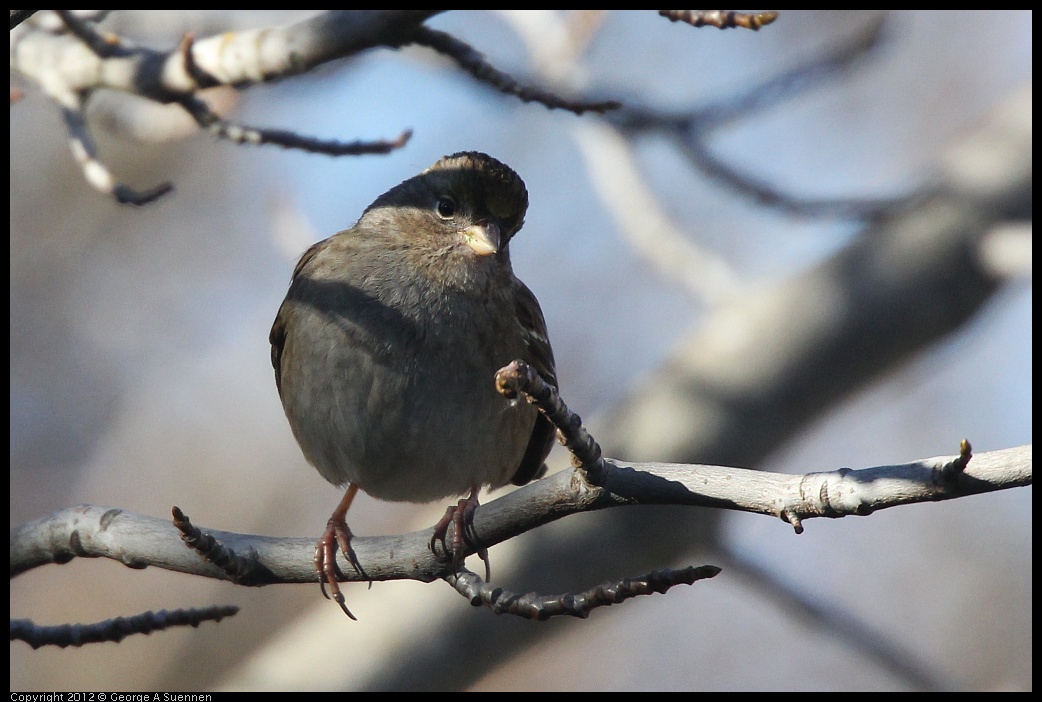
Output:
[{"xmin": 463, "ymin": 221, "xmax": 500, "ymax": 256}]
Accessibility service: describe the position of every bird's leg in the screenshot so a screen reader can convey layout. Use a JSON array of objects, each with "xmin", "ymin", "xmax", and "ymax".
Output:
[
  {"xmin": 430, "ymin": 486, "xmax": 491, "ymax": 581},
  {"xmin": 316, "ymin": 483, "xmax": 365, "ymax": 619}
]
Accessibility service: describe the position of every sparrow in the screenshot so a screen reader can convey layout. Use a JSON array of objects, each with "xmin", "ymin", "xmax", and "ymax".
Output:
[{"xmin": 269, "ymin": 151, "xmax": 556, "ymax": 617}]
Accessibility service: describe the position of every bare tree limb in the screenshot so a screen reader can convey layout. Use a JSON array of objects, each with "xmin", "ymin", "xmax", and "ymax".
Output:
[
  {"xmin": 410, "ymin": 26, "xmax": 621, "ymax": 115},
  {"xmin": 445, "ymin": 564, "xmax": 722, "ymax": 619},
  {"xmin": 10, "ymin": 11, "xmax": 441, "ymax": 98},
  {"xmin": 608, "ymin": 13, "xmax": 901, "ymax": 219},
  {"xmin": 60, "ymin": 99, "xmax": 173, "ymax": 205},
  {"xmin": 176, "ymin": 91, "xmax": 413, "ymax": 155},
  {"xmin": 9, "ymin": 445, "xmax": 1030, "ymax": 588},
  {"xmin": 9, "ymin": 10, "xmax": 629, "ymax": 203},
  {"xmin": 10, "ymin": 607, "xmax": 239, "ymax": 649}
]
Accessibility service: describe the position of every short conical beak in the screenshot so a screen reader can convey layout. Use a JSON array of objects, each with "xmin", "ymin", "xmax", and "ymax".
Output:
[{"xmin": 463, "ymin": 221, "xmax": 500, "ymax": 256}]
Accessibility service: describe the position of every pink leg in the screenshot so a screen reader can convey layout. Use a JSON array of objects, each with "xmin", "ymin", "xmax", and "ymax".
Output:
[
  {"xmin": 430, "ymin": 486, "xmax": 491, "ymax": 581},
  {"xmin": 315, "ymin": 483, "xmax": 363, "ymax": 619}
]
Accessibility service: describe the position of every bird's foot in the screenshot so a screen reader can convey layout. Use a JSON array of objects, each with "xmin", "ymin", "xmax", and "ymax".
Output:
[
  {"xmin": 315, "ymin": 485, "xmax": 367, "ymax": 619},
  {"xmin": 315, "ymin": 517, "xmax": 365, "ymax": 620},
  {"xmin": 430, "ymin": 487, "xmax": 491, "ymax": 581}
]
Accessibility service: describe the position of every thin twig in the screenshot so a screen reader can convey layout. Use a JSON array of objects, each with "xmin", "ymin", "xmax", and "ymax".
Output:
[
  {"xmin": 412, "ymin": 26, "xmax": 621, "ymax": 115},
  {"xmin": 53, "ymin": 9, "xmax": 129, "ymax": 58},
  {"xmin": 658, "ymin": 10, "xmax": 779, "ymax": 31},
  {"xmin": 495, "ymin": 360, "xmax": 605, "ymax": 481},
  {"xmin": 61, "ymin": 102, "xmax": 173, "ymax": 205},
  {"xmin": 178, "ymin": 94, "xmax": 413, "ymax": 156},
  {"xmin": 173, "ymin": 506, "xmax": 274, "ymax": 586},
  {"xmin": 445, "ymin": 564, "xmax": 721, "ymax": 619},
  {"xmin": 608, "ymin": 14, "xmax": 900, "ymax": 220},
  {"xmin": 10, "ymin": 607, "xmax": 239, "ymax": 649}
]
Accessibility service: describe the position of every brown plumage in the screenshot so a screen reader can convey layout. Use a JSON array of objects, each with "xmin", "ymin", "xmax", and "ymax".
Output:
[{"xmin": 270, "ymin": 152, "xmax": 556, "ymax": 616}]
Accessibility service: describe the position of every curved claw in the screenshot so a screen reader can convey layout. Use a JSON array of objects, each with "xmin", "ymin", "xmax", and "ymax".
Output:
[
  {"xmin": 314, "ymin": 484, "xmax": 362, "ymax": 620},
  {"xmin": 315, "ymin": 517, "xmax": 357, "ymax": 620},
  {"xmin": 429, "ymin": 487, "xmax": 492, "ymax": 581}
]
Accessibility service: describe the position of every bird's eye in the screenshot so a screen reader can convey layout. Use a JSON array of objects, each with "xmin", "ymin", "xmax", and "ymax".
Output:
[{"xmin": 436, "ymin": 197, "xmax": 457, "ymax": 219}]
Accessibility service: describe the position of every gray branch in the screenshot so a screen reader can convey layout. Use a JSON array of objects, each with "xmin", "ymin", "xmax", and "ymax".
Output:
[{"xmin": 9, "ymin": 445, "xmax": 1030, "ymax": 585}]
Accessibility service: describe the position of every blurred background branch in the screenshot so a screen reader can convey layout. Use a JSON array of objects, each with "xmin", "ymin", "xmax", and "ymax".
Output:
[{"xmin": 10, "ymin": 10, "xmax": 1031, "ymax": 692}]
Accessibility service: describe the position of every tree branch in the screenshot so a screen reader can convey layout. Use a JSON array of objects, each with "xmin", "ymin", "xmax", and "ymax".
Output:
[
  {"xmin": 445, "ymin": 564, "xmax": 722, "ymax": 619},
  {"xmin": 9, "ymin": 11, "xmax": 437, "ymax": 202},
  {"xmin": 10, "ymin": 607, "xmax": 239, "ymax": 649},
  {"xmin": 9, "ymin": 10, "xmax": 629, "ymax": 203},
  {"xmin": 608, "ymin": 13, "xmax": 900, "ymax": 219},
  {"xmin": 410, "ymin": 26, "xmax": 620, "ymax": 115},
  {"xmin": 10, "ymin": 445, "xmax": 1030, "ymax": 588}
]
